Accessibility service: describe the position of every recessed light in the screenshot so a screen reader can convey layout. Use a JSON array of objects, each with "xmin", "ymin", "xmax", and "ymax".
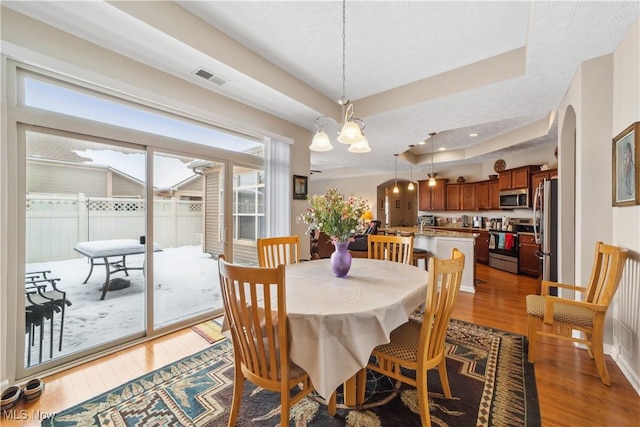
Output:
[
  {"xmin": 418, "ymin": 141, "xmax": 426, "ymax": 145},
  {"xmin": 469, "ymin": 132, "xmax": 478, "ymax": 137},
  {"xmin": 439, "ymin": 147, "xmax": 446, "ymax": 151}
]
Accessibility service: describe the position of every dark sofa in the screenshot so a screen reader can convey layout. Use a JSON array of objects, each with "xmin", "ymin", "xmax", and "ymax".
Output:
[{"xmin": 310, "ymin": 220, "xmax": 381, "ymax": 259}]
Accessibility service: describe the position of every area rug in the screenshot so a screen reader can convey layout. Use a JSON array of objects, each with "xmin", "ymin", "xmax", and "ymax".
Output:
[
  {"xmin": 41, "ymin": 319, "xmax": 539, "ymax": 426},
  {"xmin": 191, "ymin": 318, "xmax": 225, "ymax": 344}
]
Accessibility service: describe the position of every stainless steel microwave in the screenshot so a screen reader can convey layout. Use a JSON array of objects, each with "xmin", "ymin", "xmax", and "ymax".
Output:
[{"xmin": 499, "ymin": 189, "xmax": 529, "ymax": 209}]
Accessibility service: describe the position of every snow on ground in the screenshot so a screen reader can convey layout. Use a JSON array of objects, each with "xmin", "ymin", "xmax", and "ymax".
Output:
[{"xmin": 24, "ymin": 245, "xmax": 222, "ymax": 367}]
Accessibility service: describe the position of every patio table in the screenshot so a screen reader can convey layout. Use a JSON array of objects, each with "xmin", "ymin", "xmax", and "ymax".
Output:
[{"xmin": 74, "ymin": 239, "xmax": 162, "ymax": 300}]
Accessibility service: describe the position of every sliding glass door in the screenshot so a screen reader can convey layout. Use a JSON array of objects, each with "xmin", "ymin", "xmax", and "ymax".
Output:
[
  {"xmin": 11, "ymin": 62, "xmax": 267, "ymax": 379},
  {"xmin": 23, "ymin": 127, "xmax": 147, "ymax": 368},
  {"xmin": 153, "ymin": 152, "xmax": 226, "ymax": 329}
]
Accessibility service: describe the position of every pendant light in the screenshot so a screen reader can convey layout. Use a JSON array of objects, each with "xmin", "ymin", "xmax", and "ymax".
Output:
[
  {"xmin": 429, "ymin": 132, "xmax": 437, "ymax": 187},
  {"xmin": 407, "ymin": 161, "xmax": 415, "ymax": 190},
  {"xmin": 393, "ymin": 154, "xmax": 399, "ymax": 193},
  {"xmin": 309, "ymin": 0, "xmax": 371, "ymax": 153}
]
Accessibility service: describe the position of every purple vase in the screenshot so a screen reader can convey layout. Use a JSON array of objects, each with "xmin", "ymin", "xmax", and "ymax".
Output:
[{"xmin": 331, "ymin": 241, "xmax": 352, "ymax": 277}]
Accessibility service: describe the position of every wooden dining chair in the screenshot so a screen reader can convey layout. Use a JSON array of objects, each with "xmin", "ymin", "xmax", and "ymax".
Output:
[
  {"xmin": 257, "ymin": 235, "xmax": 300, "ymax": 267},
  {"xmin": 366, "ymin": 248, "xmax": 465, "ymax": 427},
  {"xmin": 217, "ymin": 255, "xmax": 335, "ymax": 426},
  {"xmin": 526, "ymin": 241, "xmax": 628, "ymax": 385},
  {"xmin": 368, "ymin": 234, "xmax": 414, "ymax": 264}
]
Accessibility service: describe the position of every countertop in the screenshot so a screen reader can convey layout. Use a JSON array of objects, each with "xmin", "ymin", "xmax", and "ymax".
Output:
[{"xmin": 386, "ymin": 226, "xmax": 479, "ymax": 239}]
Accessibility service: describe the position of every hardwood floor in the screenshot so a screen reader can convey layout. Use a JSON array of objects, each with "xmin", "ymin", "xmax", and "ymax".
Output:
[{"xmin": 2, "ymin": 263, "xmax": 639, "ymax": 426}]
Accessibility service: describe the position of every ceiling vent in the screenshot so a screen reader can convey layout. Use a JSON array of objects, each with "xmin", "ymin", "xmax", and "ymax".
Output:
[{"xmin": 193, "ymin": 68, "xmax": 228, "ymax": 86}]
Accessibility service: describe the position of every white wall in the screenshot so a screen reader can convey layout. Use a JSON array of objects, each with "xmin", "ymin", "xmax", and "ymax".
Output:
[
  {"xmin": 557, "ymin": 16, "xmax": 640, "ymax": 393},
  {"xmin": 611, "ymin": 17, "xmax": 640, "ymax": 392}
]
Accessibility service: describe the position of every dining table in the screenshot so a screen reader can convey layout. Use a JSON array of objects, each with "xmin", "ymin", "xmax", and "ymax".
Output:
[{"xmin": 283, "ymin": 257, "xmax": 428, "ymax": 402}]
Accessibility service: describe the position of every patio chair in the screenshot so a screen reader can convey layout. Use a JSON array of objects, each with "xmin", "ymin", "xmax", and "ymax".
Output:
[
  {"xmin": 366, "ymin": 248, "xmax": 465, "ymax": 427},
  {"xmin": 25, "ymin": 271, "xmax": 71, "ymax": 356},
  {"xmin": 218, "ymin": 254, "xmax": 335, "ymax": 426},
  {"xmin": 526, "ymin": 241, "xmax": 628, "ymax": 385},
  {"xmin": 257, "ymin": 235, "xmax": 301, "ymax": 267}
]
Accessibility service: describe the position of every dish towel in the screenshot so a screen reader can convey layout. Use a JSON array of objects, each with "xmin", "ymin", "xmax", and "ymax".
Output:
[
  {"xmin": 497, "ymin": 233, "xmax": 505, "ymax": 249},
  {"xmin": 504, "ymin": 233, "xmax": 514, "ymax": 250},
  {"xmin": 489, "ymin": 234, "xmax": 496, "ymax": 249}
]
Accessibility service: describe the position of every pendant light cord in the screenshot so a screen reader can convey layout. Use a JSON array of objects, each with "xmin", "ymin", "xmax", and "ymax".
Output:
[{"xmin": 342, "ymin": 0, "xmax": 346, "ymax": 102}]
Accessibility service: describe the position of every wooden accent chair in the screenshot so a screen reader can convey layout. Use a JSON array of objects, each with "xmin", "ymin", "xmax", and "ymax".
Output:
[
  {"xmin": 367, "ymin": 234, "xmax": 414, "ymax": 264},
  {"xmin": 366, "ymin": 249, "xmax": 465, "ymax": 426},
  {"xmin": 257, "ymin": 235, "xmax": 300, "ymax": 267},
  {"xmin": 526, "ymin": 241, "xmax": 628, "ymax": 386},
  {"xmin": 217, "ymin": 255, "xmax": 335, "ymax": 426}
]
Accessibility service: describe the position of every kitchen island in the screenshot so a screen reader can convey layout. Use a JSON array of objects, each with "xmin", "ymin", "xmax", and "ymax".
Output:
[{"xmin": 386, "ymin": 226, "xmax": 477, "ymax": 293}]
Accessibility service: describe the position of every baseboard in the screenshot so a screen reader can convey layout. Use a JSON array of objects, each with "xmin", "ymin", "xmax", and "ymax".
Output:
[{"xmin": 461, "ymin": 284, "xmax": 476, "ymax": 293}]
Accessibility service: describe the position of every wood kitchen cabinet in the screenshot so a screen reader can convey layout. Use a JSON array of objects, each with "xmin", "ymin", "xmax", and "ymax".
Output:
[
  {"xmin": 499, "ymin": 165, "xmax": 540, "ymax": 190},
  {"xmin": 475, "ymin": 230, "xmax": 490, "ymax": 264},
  {"xmin": 418, "ymin": 179, "xmax": 448, "ymax": 211},
  {"xmin": 446, "ymin": 184, "xmax": 461, "ymax": 210},
  {"xmin": 461, "ymin": 183, "xmax": 477, "ymax": 210},
  {"xmin": 519, "ymin": 233, "xmax": 541, "ymax": 276},
  {"xmin": 476, "ymin": 180, "xmax": 500, "ymax": 210},
  {"xmin": 445, "ymin": 182, "xmax": 476, "ymax": 211},
  {"xmin": 531, "ymin": 169, "xmax": 557, "ymax": 195}
]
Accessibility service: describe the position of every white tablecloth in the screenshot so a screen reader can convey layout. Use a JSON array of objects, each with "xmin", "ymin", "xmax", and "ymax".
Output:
[{"xmin": 284, "ymin": 258, "xmax": 428, "ymax": 399}]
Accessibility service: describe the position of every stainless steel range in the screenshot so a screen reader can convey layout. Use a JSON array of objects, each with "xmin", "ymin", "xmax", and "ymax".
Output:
[
  {"xmin": 488, "ymin": 230, "xmax": 519, "ymax": 273},
  {"xmin": 488, "ymin": 218, "xmax": 534, "ymax": 274}
]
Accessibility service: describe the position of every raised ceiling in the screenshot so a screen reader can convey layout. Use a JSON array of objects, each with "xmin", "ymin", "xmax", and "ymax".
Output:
[{"xmin": 3, "ymin": 1, "xmax": 639, "ymax": 179}]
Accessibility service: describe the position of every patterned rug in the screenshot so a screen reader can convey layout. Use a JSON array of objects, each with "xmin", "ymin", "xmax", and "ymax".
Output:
[{"xmin": 42, "ymin": 320, "xmax": 539, "ymax": 426}]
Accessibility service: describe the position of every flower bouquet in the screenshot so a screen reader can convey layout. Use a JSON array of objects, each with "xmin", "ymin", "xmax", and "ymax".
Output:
[{"xmin": 302, "ymin": 188, "xmax": 369, "ymax": 277}]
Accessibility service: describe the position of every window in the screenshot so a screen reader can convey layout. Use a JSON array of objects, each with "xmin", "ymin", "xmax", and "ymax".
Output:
[{"xmin": 233, "ymin": 170, "xmax": 265, "ymax": 241}]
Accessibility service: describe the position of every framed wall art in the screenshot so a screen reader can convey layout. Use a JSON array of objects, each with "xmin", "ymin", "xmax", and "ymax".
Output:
[
  {"xmin": 395, "ymin": 200, "xmax": 400, "ymax": 209},
  {"xmin": 293, "ymin": 175, "xmax": 308, "ymax": 200},
  {"xmin": 612, "ymin": 122, "xmax": 639, "ymax": 206}
]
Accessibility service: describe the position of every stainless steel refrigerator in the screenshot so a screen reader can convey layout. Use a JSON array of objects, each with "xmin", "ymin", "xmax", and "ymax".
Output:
[{"xmin": 534, "ymin": 179, "xmax": 558, "ymax": 294}]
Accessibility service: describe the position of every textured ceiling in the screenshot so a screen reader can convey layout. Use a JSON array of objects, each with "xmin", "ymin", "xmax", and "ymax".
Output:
[{"xmin": 3, "ymin": 1, "xmax": 639, "ymax": 179}]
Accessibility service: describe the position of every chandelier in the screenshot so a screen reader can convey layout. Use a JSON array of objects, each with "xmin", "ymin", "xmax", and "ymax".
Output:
[{"xmin": 309, "ymin": 0, "xmax": 371, "ymax": 154}]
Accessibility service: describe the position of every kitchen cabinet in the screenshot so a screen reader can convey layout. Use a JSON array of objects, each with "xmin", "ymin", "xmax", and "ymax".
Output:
[
  {"xmin": 475, "ymin": 230, "xmax": 490, "ymax": 264},
  {"xmin": 476, "ymin": 180, "xmax": 500, "ymax": 210},
  {"xmin": 461, "ymin": 183, "xmax": 477, "ymax": 210},
  {"xmin": 418, "ymin": 179, "xmax": 448, "ymax": 211},
  {"xmin": 499, "ymin": 165, "xmax": 540, "ymax": 190},
  {"xmin": 446, "ymin": 182, "xmax": 476, "ymax": 211},
  {"xmin": 519, "ymin": 233, "xmax": 541, "ymax": 276},
  {"xmin": 531, "ymin": 169, "xmax": 557, "ymax": 195},
  {"xmin": 446, "ymin": 184, "xmax": 461, "ymax": 210}
]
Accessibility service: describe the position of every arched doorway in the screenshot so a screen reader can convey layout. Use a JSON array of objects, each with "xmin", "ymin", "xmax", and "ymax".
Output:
[{"xmin": 376, "ymin": 178, "xmax": 417, "ymax": 228}]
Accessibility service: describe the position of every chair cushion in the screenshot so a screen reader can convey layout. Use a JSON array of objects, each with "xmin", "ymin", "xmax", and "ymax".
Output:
[
  {"xmin": 412, "ymin": 248, "xmax": 428, "ymax": 254},
  {"xmin": 373, "ymin": 319, "xmax": 421, "ymax": 362},
  {"xmin": 526, "ymin": 295, "xmax": 595, "ymax": 328}
]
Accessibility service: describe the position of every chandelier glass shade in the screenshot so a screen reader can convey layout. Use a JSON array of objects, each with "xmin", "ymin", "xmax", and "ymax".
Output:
[{"xmin": 309, "ymin": 0, "xmax": 370, "ymax": 154}]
